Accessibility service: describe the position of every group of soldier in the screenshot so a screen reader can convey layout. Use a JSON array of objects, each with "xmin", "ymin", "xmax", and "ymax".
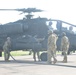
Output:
[
  {"xmin": 47, "ymin": 30, "xmax": 70, "ymax": 64},
  {"xmin": 31, "ymin": 30, "xmax": 70, "ymax": 64},
  {"xmin": 2, "ymin": 30, "xmax": 69, "ymax": 64}
]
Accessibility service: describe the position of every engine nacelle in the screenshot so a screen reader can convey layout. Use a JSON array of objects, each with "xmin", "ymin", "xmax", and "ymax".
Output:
[{"xmin": 0, "ymin": 23, "xmax": 28, "ymax": 34}]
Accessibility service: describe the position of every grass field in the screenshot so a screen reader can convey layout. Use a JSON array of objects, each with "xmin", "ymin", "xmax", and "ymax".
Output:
[
  {"xmin": 2, "ymin": 50, "xmax": 62, "ymax": 57},
  {"xmin": 2, "ymin": 50, "xmax": 30, "ymax": 56}
]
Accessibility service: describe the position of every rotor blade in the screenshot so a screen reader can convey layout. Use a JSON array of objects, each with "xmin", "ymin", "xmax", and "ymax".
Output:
[
  {"xmin": 0, "ymin": 8, "xmax": 26, "ymax": 11},
  {"xmin": 0, "ymin": 9, "xmax": 17, "ymax": 11},
  {"xmin": 0, "ymin": 8, "xmax": 44, "ymax": 13}
]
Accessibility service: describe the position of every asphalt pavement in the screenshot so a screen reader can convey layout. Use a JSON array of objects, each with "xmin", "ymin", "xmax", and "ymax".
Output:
[{"xmin": 0, "ymin": 53, "xmax": 76, "ymax": 75}]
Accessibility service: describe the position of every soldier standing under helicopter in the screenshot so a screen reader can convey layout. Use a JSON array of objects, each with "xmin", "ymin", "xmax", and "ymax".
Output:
[
  {"xmin": 61, "ymin": 32, "xmax": 70, "ymax": 63},
  {"xmin": 3, "ymin": 37, "xmax": 11, "ymax": 61},
  {"xmin": 33, "ymin": 50, "xmax": 40, "ymax": 62},
  {"xmin": 47, "ymin": 30, "xmax": 58, "ymax": 64}
]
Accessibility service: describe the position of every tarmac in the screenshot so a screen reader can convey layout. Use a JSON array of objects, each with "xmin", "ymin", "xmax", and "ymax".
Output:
[{"xmin": 0, "ymin": 53, "xmax": 76, "ymax": 75}]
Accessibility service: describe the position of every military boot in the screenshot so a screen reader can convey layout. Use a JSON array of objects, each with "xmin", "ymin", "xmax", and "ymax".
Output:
[
  {"xmin": 53, "ymin": 58, "xmax": 57, "ymax": 64},
  {"xmin": 47, "ymin": 59, "xmax": 52, "ymax": 64},
  {"xmin": 62, "ymin": 56, "xmax": 67, "ymax": 63}
]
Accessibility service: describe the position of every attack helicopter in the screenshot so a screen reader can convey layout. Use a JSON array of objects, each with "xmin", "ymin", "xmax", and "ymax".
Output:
[
  {"xmin": 0, "ymin": 8, "xmax": 49, "ymax": 57},
  {"xmin": 0, "ymin": 8, "xmax": 76, "ymax": 61}
]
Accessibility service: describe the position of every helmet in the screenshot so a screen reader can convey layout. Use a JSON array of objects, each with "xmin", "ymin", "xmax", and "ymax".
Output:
[
  {"xmin": 48, "ymin": 30, "xmax": 53, "ymax": 34},
  {"xmin": 7, "ymin": 37, "xmax": 11, "ymax": 40},
  {"xmin": 62, "ymin": 32, "xmax": 66, "ymax": 36}
]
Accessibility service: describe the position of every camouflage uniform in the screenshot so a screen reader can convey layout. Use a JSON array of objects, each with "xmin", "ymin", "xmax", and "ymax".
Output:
[
  {"xmin": 3, "ymin": 37, "xmax": 11, "ymax": 61},
  {"xmin": 61, "ymin": 32, "xmax": 69, "ymax": 63},
  {"xmin": 47, "ymin": 31, "xmax": 58, "ymax": 64}
]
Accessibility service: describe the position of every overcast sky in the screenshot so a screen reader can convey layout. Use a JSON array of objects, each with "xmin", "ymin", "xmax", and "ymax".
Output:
[{"xmin": 0, "ymin": 0, "xmax": 76, "ymax": 25}]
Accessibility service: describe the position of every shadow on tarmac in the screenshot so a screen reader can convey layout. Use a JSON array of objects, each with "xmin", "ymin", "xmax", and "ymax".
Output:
[
  {"xmin": 53, "ymin": 64, "xmax": 76, "ymax": 68},
  {"xmin": 0, "ymin": 59, "xmax": 76, "ymax": 68}
]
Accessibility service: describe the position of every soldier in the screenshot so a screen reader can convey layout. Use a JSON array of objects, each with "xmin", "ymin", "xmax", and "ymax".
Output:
[
  {"xmin": 47, "ymin": 30, "xmax": 58, "ymax": 64},
  {"xmin": 61, "ymin": 32, "xmax": 69, "ymax": 63},
  {"xmin": 32, "ymin": 37, "xmax": 42, "ymax": 62},
  {"xmin": 3, "ymin": 37, "xmax": 11, "ymax": 61}
]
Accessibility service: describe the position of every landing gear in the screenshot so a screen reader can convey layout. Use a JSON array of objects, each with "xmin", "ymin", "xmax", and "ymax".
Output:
[{"xmin": 67, "ymin": 50, "xmax": 70, "ymax": 55}]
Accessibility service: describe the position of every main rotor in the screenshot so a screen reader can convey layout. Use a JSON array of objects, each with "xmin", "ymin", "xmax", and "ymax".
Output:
[
  {"xmin": 0, "ymin": 8, "xmax": 43, "ymax": 19},
  {"xmin": 0, "ymin": 8, "xmax": 43, "ymax": 14}
]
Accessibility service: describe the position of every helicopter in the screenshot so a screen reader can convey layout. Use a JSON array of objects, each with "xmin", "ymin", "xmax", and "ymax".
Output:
[{"xmin": 0, "ymin": 8, "xmax": 76, "ymax": 61}]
